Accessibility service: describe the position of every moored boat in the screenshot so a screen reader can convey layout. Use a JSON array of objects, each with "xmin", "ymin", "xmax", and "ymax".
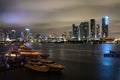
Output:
[
  {"xmin": 24, "ymin": 58, "xmax": 64, "ymax": 72},
  {"xmin": 46, "ymin": 63, "xmax": 64, "ymax": 71},
  {"xmin": 40, "ymin": 58, "xmax": 55, "ymax": 63},
  {"xmin": 24, "ymin": 59, "xmax": 49, "ymax": 72},
  {"xmin": 38, "ymin": 58, "xmax": 64, "ymax": 70},
  {"xmin": 2, "ymin": 44, "xmax": 65, "ymax": 72}
]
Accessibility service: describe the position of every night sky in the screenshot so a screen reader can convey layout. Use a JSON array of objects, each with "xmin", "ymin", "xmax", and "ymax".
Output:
[{"xmin": 0, "ymin": 0, "xmax": 120, "ymax": 37}]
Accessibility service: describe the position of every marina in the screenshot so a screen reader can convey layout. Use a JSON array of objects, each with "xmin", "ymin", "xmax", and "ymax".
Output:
[{"xmin": 0, "ymin": 42, "xmax": 64, "ymax": 72}]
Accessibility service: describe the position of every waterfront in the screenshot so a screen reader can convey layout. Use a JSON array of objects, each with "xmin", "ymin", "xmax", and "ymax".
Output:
[{"xmin": 0, "ymin": 43, "xmax": 120, "ymax": 80}]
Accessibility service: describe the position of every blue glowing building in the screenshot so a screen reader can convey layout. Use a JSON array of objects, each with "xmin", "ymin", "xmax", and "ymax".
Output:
[{"xmin": 102, "ymin": 16, "xmax": 109, "ymax": 37}]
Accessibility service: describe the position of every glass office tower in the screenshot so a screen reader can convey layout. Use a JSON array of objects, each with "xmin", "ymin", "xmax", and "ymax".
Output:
[{"xmin": 102, "ymin": 16, "xmax": 109, "ymax": 37}]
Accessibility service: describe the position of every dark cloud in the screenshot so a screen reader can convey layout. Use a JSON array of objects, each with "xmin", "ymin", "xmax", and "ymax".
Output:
[
  {"xmin": 0, "ymin": 0, "xmax": 9, "ymax": 13},
  {"xmin": 109, "ymin": 3, "xmax": 120, "ymax": 19},
  {"xmin": 0, "ymin": 0, "xmax": 120, "ymax": 37},
  {"xmin": 0, "ymin": 0, "xmax": 17, "ymax": 13}
]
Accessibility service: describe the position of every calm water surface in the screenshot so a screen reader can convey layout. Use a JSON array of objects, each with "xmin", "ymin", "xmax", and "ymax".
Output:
[{"xmin": 0, "ymin": 43, "xmax": 120, "ymax": 80}]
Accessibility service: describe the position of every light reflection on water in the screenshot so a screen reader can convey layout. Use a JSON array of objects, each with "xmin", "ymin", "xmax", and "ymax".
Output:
[
  {"xmin": 101, "ymin": 57, "xmax": 115, "ymax": 66},
  {"xmin": 99, "ymin": 44, "xmax": 117, "ymax": 66},
  {"xmin": 97, "ymin": 44, "xmax": 120, "ymax": 80},
  {"xmin": 97, "ymin": 56, "xmax": 120, "ymax": 80},
  {"xmin": 100, "ymin": 44, "xmax": 114, "ymax": 53},
  {"xmin": 48, "ymin": 48, "xmax": 53, "ymax": 58},
  {"xmin": 99, "ymin": 44, "xmax": 114, "ymax": 66}
]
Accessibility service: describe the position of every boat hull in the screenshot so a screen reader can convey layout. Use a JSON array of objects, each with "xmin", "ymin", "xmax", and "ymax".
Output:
[{"xmin": 24, "ymin": 64, "xmax": 49, "ymax": 72}]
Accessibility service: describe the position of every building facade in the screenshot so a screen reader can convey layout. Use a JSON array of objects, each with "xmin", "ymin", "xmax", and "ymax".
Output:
[
  {"xmin": 90, "ymin": 19, "xmax": 96, "ymax": 38},
  {"xmin": 72, "ymin": 24, "xmax": 79, "ymax": 39},
  {"xmin": 79, "ymin": 22, "xmax": 89, "ymax": 41},
  {"xmin": 0, "ymin": 27, "xmax": 3, "ymax": 41},
  {"xmin": 102, "ymin": 16, "xmax": 109, "ymax": 37},
  {"xmin": 95, "ymin": 24, "xmax": 100, "ymax": 38}
]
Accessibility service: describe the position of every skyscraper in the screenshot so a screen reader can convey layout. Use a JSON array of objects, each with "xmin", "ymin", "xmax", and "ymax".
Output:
[
  {"xmin": 79, "ymin": 22, "xmax": 89, "ymax": 41},
  {"xmin": 72, "ymin": 24, "xmax": 79, "ymax": 38},
  {"xmin": 95, "ymin": 24, "xmax": 100, "ymax": 38},
  {"xmin": 102, "ymin": 16, "xmax": 109, "ymax": 37},
  {"xmin": 90, "ymin": 19, "xmax": 96, "ymax": 38},
  {"xmin": 0, "ymin": 27, "xmax": 3, "ymax": 41}
]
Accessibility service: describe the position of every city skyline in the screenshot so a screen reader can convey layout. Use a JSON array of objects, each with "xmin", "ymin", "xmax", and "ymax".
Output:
[{"xmin": 0, "ymin": 0, "xmax": 120, "ymax": 37}]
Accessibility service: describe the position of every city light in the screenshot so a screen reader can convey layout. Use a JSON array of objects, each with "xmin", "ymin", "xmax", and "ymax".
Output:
[
  {"xmin": 105, "ymin": 16, "xmax": 109, "ymax": 25},
  {"xmin": 25, "ymin": 28, "xmax": 30, "ymax": 31},
  {"xmin": 11, "ymin": 29, "xmax": 16, "ymax": 32}
]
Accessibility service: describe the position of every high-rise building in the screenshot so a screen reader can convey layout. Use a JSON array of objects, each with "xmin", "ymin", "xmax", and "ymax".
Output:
[
  {"xmin": 102, "ymin": 16, "xmax": 109, "ymax": 37},
  {"xmin": 90, "ymin": 19, "xmax": 96, "ymax": 38},
  {"xmin": 72, "ymin": 24, "xmax": 79, "ymax": 38},
  {"xmin": 79, "ymin": 22, "xmax": 89, "ymax": 41},
  {"xmin": 68, "ymin": 31, "xmax": 73, "ymax": 40},
  {"xmin": 0, "ymin": 27, "xmax": 3, "ymax": 41},
  {"xmin": 95, "ymin": 24, "xmax": 100, "ymax": 38},
  {"xmin": 9, "ymin": 29, "xmax": 18, "ymax": 40}
]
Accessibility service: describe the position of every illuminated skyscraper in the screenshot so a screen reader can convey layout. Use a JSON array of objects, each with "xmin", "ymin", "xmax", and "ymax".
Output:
[
  {"xmin": 90, "ymin": 19, "xmax": 96, "ymax": 38},
  {"xmin": 0, "ymin": 27, "xmax": 3, "ymax": 41},
  {"xmin": 72, "ymin": 24, "xmax": 79, "ymax": 38},
  {"xmin": 102, "ymin": 16, "xmax": 109, "ymax": 37},
  {"xmin": 95, "ymin": 24, "xmax": 100, "ymax": 38},
  {"xmin": 79, "ymin": 22, "xmax": 89, "ymax": 41},
  {"xmin": 9, "ymin": 29, "xmax": 19, "ymax": 41}
]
